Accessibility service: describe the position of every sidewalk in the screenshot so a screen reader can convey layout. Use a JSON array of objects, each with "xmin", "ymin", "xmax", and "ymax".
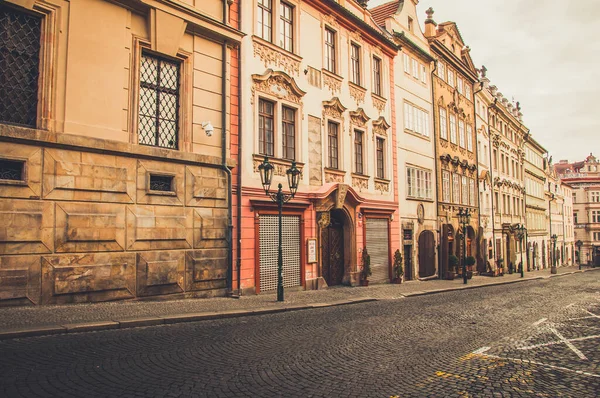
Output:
[{"xmin": 0, "ymin": 265, "xmax": 597, "ymax": 339}]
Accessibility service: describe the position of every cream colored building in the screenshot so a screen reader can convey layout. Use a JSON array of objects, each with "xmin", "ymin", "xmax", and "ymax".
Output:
[
  {"xmin": 546, "ymin": 166, "xmax": 565, "ymax": 267},
  {"xmin": 373, "ymin": 0, "xmax": 438, "ymax": 280},
  {"xmin": 237, "ymin": 0, "xmax": 400, "ymax": 294},
  {"xmin": 0, "ymin": 0, "xmax": 243, "ymax": 305},
  {"xmin": 523, "ymin": 137, "xmax": 548, "ymax": 270}
]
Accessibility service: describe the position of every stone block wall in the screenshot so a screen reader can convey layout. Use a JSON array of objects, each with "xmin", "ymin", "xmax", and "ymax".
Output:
[{"xmin": 0, "ymin": 138, "xmax": 229, "ymax": 306}]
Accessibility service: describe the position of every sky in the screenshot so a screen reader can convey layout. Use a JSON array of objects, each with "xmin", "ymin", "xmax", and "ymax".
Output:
[{"xmin": 369, "ymin": 0, "xmax": 600, "ymax": 163}]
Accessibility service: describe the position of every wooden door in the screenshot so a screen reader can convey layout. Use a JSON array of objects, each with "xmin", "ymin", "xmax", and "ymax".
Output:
[
  {"xmin": 418, "ymin": 230, "xmax": 435, "ymax": 278},
  {"xmin": 322, "ymin": 221, "xmax": 344, "ymax": 286}
]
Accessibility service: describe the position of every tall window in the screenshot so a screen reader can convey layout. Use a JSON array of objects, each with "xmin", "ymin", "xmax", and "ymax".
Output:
[
  {"xmin": 407, "ymin": 167, "xmax": 433, "ymax": 200},
  {"xmin": 458, "ymin": 120, "xmax": 465, "ymax": 148},
  {"xmin": 439, "ymin": 107, "xmax": 448, "ymax": 140},
  {"xmin": 404, "ymin": 103, "xmax": 429, "ymax": 137},
  {"xmin": 279, "ymin": 2, "xmax": 293, "ymax": 52},
  {"xmin": 591, "ymin": 192, "xmax": 600, "ymax": 203},
  {"xmin": 376, "ymin": 138, "xmax": 385, "ymax": 179},
  {"xmin": 257, "ymin": 0, "xmax": 273, "ymax": 42},
  {"xmin": 420, "ymin": 65, "xmax": 427, "ymax": 84},
  {"xmin": 0, "ymin": 6, "xmax": 41, "ymax": 127},
  {"xmin": 465, "ymin": 83, "xmax": 472, "ymax": 100},
  {"xmin": 373, "ymin": 57, "xmax": 382, "ymax": 96},
  {"xmin": 328, "ymin": 121, "xmax": 339, "ymax": 169},
  {"xmin": 411, "ymin": 58, "xmax": 419, "ymax": 79},
  {"xmin": 452, "ymin": 173, "xmax": 460, "ymax": 204},
  {"xmin": 350, "ymin": 43, "xmax": 361, "ymax": 85},
  {"xmin": 354, "ymin": 130, "xmax": 364, "ymax": 174},
  {"xmin": 449, "ymin": 114, "xmax": 457, "ymax": 144},
  {"xmin": 442, "ymin": 170, "xmax": 450, "ymax": 202},
  {"xmin": 469, "ymin": 178, "xmax": 475, "ymax": 206},
  {"xmin": 467, "ymin": 125, "xmax": 473, "ymax": 152},
  {"xmin": 438, "ymin": 62, "xmax": 446, "ymax": 81},
  {"xmin": 281, "ymin": 106, "xmax": 295, "ymax": 160},
  {"xmin": 457, "ymin": 77, "xmax": 464, "ymax": 94},
  {"xmin": 493, "ymin": 149, "xmax": 498, "ymax": 170},
  {"xmin": 139, "ymin": 54, "xmax": 180, "ymax": 149},
  {"xmin": 462, "ymin": 175, "xmax": 468, "ymax": 205},
  {"xmin": 592, "ymin": 210, "xmax": 600, "ymax": 223},
  {"xmin": 403, "ymin": 53, "xmax": 410, "ymax": 73},
  {"xmin": 447, "ymin": 69, "xmax": 455, "ymax": 87},
  {"xmin": 258, "ymin": 99, "xmax": 275, "ymax": 156},
  {"xmin": 325, "ymin": 28, "xmax": 336, "ymax": 73}
]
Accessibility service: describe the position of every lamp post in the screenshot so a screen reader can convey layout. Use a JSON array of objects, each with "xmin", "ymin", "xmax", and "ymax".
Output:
[
  {"xmin": 258, "ymin": 157, "xmax": 301, "ymax": 302},
  {"xmin": 516, "ymin": 224, "xmax": 526, "ymax": 278},
  {"xmin": 550, "ymin": 234, "xmax": 558, "ymax": 274},
  {"xmin": 457, "ymin": 208, "xmax": 471, "ymax": 285},
  {"xmin": 576, "ymin": 240, "xmax": 583, "ymax": 269}
]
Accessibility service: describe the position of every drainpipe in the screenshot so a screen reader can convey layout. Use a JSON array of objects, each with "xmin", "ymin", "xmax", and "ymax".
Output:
[
  {"xmin": 473, "ymin": 81, "xmax": 483, "ymax": 270},
  {"xmin": 429, "ymin": 59, "xmax": 441, "ymax": 278},
  {"xmin": 222, "ymin": 42, "xmax": 234, "ymax": 294},
  {"xmin": 235, "ymin": 0, "xmax": 243, "ymax": 296},
  {"xmin": 522, "ymin": 128, "xmax": 530, "ymax": 270},
  {"xmin": 487, "ymin": 98, "xmax": 498, "ymax": 267}
]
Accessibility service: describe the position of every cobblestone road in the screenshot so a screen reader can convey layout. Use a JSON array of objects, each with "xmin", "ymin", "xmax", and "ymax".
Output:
[{"xmin": 1, "ymin": 272, "xmax": 599, "ymax": 397}]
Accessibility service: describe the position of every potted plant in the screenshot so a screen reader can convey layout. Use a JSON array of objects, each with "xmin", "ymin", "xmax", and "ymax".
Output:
[
  {"xmin": 465, "ymin": 256, "xmax": 476, "ymax": 279},
  {"xmin": 448, "ymin": 255, "xmax": 459, "ymax": 280},
  {"xmin": 360, "ymin": 249, "xmax": 371, "ymax": 286},
  {"xmin": 392, "ymin": 249, "xmax": 403, "ymax": 284}
]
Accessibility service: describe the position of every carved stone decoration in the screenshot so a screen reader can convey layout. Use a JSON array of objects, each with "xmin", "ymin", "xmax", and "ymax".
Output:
[
  {"xmin": 252, "ymin": 157, "xmax": 304, "ymax": 177},
  {"xmin": 352, "ymin": 175, "xmax": 369, "ymax": 191},
  {"xmin": 417, "ymin": 204, "xmax": 425, "ymax": 225},
  {"xmin": 349, "ymin": 108, "xmax": 370, "ymax": 129},
  {"xmin": 374, "ymin": 180, "xmax": 390, "ymax": 193},
  {"xmin": 325, "ymin": 170, "xmax": 345, "ymax": 183},
  {"xmin": 318, "ymin": 212, "xmax": 331, "ymax": 229},
  {"xmin": 372, "ymin": 116, "xmax": 390, "ymax": 137},
  {"xmin": 253, "ymin": 40, "xmax": 301, "ymax": 76},
  {"xmin": 251, "ymin": 69, "xmax": 306, "ymax": 105},
  {"xmin": 372, "ymin": 95, "xmax": 387, "ymax": 113},
  {"xmin": 335, "ymin": 184, "xmax": 349, "ymax": 209},
  {"xmin": 323, "ymin": 72, "xmax": 342, "ymax": 93},
  {"xmin": 322, "ymin": 97, "xmax": 347, "ymax": 126},
  {"xmin": 349, "ymin": 84, "xmax": 366, "ymax": 104},
  {"xmin": 322, "ymin": 14, "xmax": 340, "ymax": 29},
  {"xmin": 440, "ymin": 139, "xmax": 449, "ymax": 148}
]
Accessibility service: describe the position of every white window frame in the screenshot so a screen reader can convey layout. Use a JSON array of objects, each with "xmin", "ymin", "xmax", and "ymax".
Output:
[
  {"xmin": 467, "ymin": 125, "xmax": 473, "ymax": 152},
  {"xmin": 439, "ymin": 107, "xmax": 447, "ymax": 140},
  {"xmin": 442, "ymin": 170, "xmax": 450, "ymax": 203},
  {"xmin": 406, "ymin": 166, "xmax": 433, "ymax": 200},
  {"xmin": 449, "ymin": 113, "xmax": 457, "ymax": 144},
  {"xmin": 458, "ymin": 119, "xmax": 465, "ymax": 148}
]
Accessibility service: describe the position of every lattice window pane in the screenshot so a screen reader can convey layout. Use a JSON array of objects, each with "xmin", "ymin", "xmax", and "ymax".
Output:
[
  {"xmin": 138, "ymin": 53, "xmax": 180, "ymax": 149},
  {"xmin": 0, "ymin": 5, "xmax": 42, "ymax": 127},
  {"xmin": 259, "ymin": 215, "xmax": 301, "ymax": 292}
]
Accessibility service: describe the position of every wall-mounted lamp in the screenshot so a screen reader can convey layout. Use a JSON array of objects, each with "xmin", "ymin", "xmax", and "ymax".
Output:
[{"xmin": 201, "ymin": 121, "xmax": 214, "ymax": 137}]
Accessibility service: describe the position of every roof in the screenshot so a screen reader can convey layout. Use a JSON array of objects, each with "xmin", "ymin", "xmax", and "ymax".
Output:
[{"xmin": 369, "ymin": 0, "xmax": 402, "ymax": 27}]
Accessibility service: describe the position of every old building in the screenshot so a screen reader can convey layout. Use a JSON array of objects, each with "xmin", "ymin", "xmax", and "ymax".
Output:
[
  {"xmin": 484, "ymin": 84, "xmax": 528, "ymax": 274},
  {"xmin": 545, "ymin": 165, "xmax": 565, "ymax": 267},
  {"xmin": 0, "ymin": 0, "xmax": 243, "ymax": 305},
  {"xmin": 523, "ymin": 137, "xmax": 548, "ymax": 270},
  {"xmin": 556, "ymin": 154, "xmax": 600, "ymax": 266},
  {"xmin": 372, "ymin": 0, "xmax": 438, "ymax": 281},
  {"xmin": 424, "ymin": 9, "xmax": 479, "ymax": 278},
  {"xmin": 235, "ymin": 0, "xmax": 399, "ymax": 295}
]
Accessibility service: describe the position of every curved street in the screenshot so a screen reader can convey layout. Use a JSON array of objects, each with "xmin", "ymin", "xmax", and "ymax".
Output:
[{"xmin": 1, "ymin": 272, "xmax": 599, "ymax": 397}]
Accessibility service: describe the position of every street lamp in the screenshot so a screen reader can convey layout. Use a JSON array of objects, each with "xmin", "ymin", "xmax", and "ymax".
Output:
[
  {"xmin": 516, "ymin": 224, "xmax": 527, "ymax": 278},
  {"xmin": 550, "ymin": 234, "xmax": 558, "ymax": 274},
  {"xmin": 457, "ymin": 207, "xmax": 471, "ymax": 285},
  {"xmin": 258, "ymin": 156, "xmax": 301, "ymax": 302},
  {"xmin": 576, "ymin": 240, "xmax": 583, "ymax": 269}
]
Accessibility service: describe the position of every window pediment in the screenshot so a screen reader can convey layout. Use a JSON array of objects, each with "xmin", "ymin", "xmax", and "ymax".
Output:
[
  {"xmin": 372, "ymin": 116, "xmax": 390, "ymax": 137},
  {"xmin": 349, "ymin": 108, "xmax": 369, "ymax": 128},
  {"xmin": 251, "ymin": 69, "xmax": 306, "ymax": 105},
  {"xmin": 322, "ymin": 97, "xmax": 347, "ymax": 120}
]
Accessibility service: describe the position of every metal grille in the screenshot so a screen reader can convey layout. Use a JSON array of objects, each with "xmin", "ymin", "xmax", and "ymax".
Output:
[
  {"xmin": 366, "ymin": 218, "xmax": 389, "ymax": 283},
  {"xmin": 149, "ymin": 175, "xmax": 173, "ymax": 192},
  {"xmin": 0, "ymin": 159, "xmax": 24, "ymax": 181},
  {"xmin": 138, "ymin": 53, "xmax": 180, "ymax": 149},
  {"xmin": 259, "ymin": 215, "xmax": 301, "ymax": 292},
  {"xmin": 0, "ymin": 5, "xmax": 41, "ymax": 127}
]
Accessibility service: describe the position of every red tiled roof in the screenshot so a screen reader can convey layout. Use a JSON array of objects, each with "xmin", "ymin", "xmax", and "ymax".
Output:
[{"xmin": 369, "ymin": 1, "xmax": 400, "ymax": 27}]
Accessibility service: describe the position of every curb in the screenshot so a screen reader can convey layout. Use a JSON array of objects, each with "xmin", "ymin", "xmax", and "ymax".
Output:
[
  {"xmin": 0, "ymin": 297, "xmax": 377, "ymax": 341},
  {"xmin": 403, "ymin": 276, "xmax": 545, "ymax": 297}
]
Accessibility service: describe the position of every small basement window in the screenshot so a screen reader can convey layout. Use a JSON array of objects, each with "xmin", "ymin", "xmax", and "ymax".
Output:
[
  {"xmin": 0, "ymin": 159, "xmax": 25, "ymax": 181},
  {"xmin": 149, "ymin": 174, "xmax": 174, "ymax": 192}
]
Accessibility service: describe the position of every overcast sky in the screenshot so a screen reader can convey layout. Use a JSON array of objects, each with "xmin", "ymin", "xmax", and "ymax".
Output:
[{"xmin": 369, "ymin": 0, "xmax": 600, "ymax": 163}]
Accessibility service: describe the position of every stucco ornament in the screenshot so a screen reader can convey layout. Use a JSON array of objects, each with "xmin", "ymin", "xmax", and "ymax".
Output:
[
  {"xmin": 372, "ymin": 116, "xmax": 390, "ymax": 137},
  {"xmin": 352, "ymin": 175, "xmax": 369, "ymax": 191},
  {"xmin": 251, "ymin": 69, "xmax": 306, "ymax": 105},
  {"xmin": 253, "ymin": 40, "xmax": 300, "ymax": 76},
  {"xmin": 349, "ymin": 84, "xmax": 366, "ymax": 104},
  {"xmin": 349, "ymin": 108, "xmax": 369, "ymax": 129},
  {"xmin": 323, "ymin": 72, "xmax": 342, "ymax": 93},
  {"xmin": 374, "ymin": 180, "xmax": 390, "ymax": 193},
  {"xmin": 322, "ymin": 97, "xmax": 347, "ymax": 126}
]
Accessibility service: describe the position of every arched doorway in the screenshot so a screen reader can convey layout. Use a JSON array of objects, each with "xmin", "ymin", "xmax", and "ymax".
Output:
[
  {"xmin": 418, "ymin": 230, "xmax": 436, "ymax": 278},
  {"xmin": 321, "ymin": 210, "xmax": 346, "ymax": 286}
]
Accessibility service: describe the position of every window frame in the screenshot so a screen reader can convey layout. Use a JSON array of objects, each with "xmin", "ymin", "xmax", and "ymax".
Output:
[
  {"xmin": 442, "ymin": 170, "xmax": 450, "ymax": 203},
  {"xmin": 257, "ymin": 0, "xmax": 273, "ymax": 43},
  {"xmin": 278, "ymin": 1, "xmax": 294, "ymax": 52},
  {"xmin": 375, "ymin": 136, "xmax": 385, "ymax": 179},
  {"xmin": 350, "ymin": 42, "xmax": 361, "ymax": 86},
  {"xmin": 406, "ymin": 166, "xmax": 433, "ymax": 200},
  {"xmin": 439, "ymin": 107, "xmax": 448, "ymax": 140},
  {"xmin": 354, "ymin": 129, "xmax": 364, "ymax": 175},
  {"xmin": 258, "ymin": 98, "xmax": 276, "ymax": 157},
  {"xmin": 372, "ymin": 56, "xmax": 382, "ymax": 96},
  {"xmin": 449, "ymin": 113, "xmax": 457, "ymax": 144},
  {"xmin": 328, "ymin": 120, "xmax": 340, "ymax": 170},
  {"xmin": 324, "ymin": 27, "xmax": 337, "ymax": 74},
  {"xmin": 281, "ymin": 104, "xmax": 296, "ymax": 160}
]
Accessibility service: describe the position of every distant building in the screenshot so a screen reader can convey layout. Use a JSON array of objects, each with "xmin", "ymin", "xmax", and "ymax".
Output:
[{"xmin": 556, "ymin": 154, "xmax": 600, "ymax": 266}]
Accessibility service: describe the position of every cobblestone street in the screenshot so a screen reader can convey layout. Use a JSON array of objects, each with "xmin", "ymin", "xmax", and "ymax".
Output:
[{"xmin": 1, "ymin": 271, "xmax": 599, "ymax": 397}]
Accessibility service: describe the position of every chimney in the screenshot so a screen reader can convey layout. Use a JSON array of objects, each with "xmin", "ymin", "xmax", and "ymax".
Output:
[
  {"xmin": 357, "ymin": 0, "xmax": 369, "ymax": 8},
  {"xmin": 424, "ymin": 7, "xmax": 437, "ymax": 38}
]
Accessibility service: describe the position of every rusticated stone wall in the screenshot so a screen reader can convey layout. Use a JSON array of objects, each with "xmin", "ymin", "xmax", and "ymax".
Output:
[{"xmin": 0, "ymin": 136, "xmax": 229, "ymax": 306}]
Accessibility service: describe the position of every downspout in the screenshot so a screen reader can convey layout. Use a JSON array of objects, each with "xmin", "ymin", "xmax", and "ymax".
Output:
[
  {"xmin": 487, "ymin": 98, "xmax": 498, "ymax": 267},
  {"xmin": 473, "ymin": 81, "xmax": 483, "ymax": 270},
  {"xmin": 429, "ymin": 59, "xmax": 441, "ymax": 278},
  {"xmin": 236, "ymin": 35, "xmax": 243, "ymax": 296},
  {"xmin": 522, "ymin": 128, "xmax": 530, "ymax": 270},
  {"xmin": 222, "ymin": 42, "xmax": 234, "ymax": 294}
]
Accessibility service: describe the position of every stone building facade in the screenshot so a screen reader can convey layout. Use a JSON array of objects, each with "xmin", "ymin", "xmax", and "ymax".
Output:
[
  {"xmin": 235, "ymin": 0, "xmax": 400, "ymax": 295},
  {"xmin": 424, "ymin": 10, "xmax": 479, "ymax": 278},
  {"xmin": 556, "ymin": 154, "xmax": 600, "ymax": 266},
  {"xmin": 0, "ymin": 0, "xmax": 243, "ymax": 305},
  {"xmin": 373, "ymin": 0, "xmax": 438, "ymax": 281}
]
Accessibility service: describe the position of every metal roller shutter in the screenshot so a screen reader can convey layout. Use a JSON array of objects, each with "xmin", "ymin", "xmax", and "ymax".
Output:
[
  {"xmin": 259, "ymin": 215, "xmax": 301, "ymax": 292},
  {"xmin": 366, "ymin": 218, "xmax": 389, "ymax": 283}
]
